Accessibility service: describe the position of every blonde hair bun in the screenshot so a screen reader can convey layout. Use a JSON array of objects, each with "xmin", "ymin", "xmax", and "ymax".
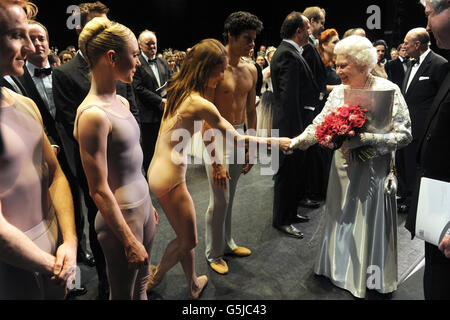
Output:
[{"xmin": 78, "ymin": 16, "xmax": 134, "ymax": 68}]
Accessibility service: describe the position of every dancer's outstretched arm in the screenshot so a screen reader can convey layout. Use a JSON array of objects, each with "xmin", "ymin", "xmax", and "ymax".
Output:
[{"xmin": 190, "ymin": 96, "xmax": 291, "ymax": 152}]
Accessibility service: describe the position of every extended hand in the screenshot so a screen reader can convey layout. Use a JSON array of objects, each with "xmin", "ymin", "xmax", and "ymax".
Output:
[
  {"xmin": 212, "ymin": 163, "xmax": 231, "ymax": 189},
  {"xmin": 438, "ymin": 235, "xmax": 450, "ymax": 258},
  {"xmin": 277, "ymin": 137, "xmax": 292, "ymax": 152},
  {"xmin": 125, "ymin": 239, "xmax": 149, "ymax": 270}
]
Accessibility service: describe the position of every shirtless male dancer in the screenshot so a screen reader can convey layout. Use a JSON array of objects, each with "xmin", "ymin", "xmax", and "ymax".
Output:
[{"xmin": 202, "ymin": 11, "xmax": 263, "ymax": 275}]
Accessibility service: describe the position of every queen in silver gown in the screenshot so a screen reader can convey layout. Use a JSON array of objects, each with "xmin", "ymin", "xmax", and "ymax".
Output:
[{"xmin": 291, "ymin": 36, "xmax": 412, "ymax": 298}]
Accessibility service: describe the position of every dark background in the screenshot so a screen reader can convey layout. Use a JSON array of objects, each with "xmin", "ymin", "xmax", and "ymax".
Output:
[{"xmin": 32, "ymin": 0, "xmax": 437, "ymax": 55}]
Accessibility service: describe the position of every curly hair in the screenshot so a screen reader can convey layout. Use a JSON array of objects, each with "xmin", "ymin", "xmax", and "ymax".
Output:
[
  {"xmin": 223, "ymin": 11, "xmax": 263, "ymax": 44},
  {"xmin": 78, "ymin": 1, "xmax": 109, "ymax": 29},
  {"xmin": 334, "ymin": 35, "xmax": 377, "ymax": 74},
  {"xmin": 318, "ymin": 28, "xmax": 339, "ymax": 67}
]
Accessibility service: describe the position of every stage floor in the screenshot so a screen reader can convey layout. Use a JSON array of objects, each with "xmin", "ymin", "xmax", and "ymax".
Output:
[{"xmin": 74, "ymin": 161, "xmax": 425, "ymax": 300}]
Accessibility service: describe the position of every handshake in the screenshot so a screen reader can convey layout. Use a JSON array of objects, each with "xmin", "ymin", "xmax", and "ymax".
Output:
[
  {"xmin": 275, "ymin": 132, "xmax": 310, "ymax": 155},
  {"xmin": 272, "ymin": 136, "xmax": 302, "ymax": 155}
]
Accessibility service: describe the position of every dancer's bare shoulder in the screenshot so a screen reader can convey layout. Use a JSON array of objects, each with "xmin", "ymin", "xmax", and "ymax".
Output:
[{"xmin": 180, "ymin": 92, "xmax": 220, "ymax": 120}]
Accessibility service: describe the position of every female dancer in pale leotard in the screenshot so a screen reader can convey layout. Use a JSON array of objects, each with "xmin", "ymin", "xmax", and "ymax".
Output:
[
  {"xmin": 146, "ymin": 39, "xmax": 291, "ymax": 299},
  {"xmin": 74, "ymin": 17, "xmax": 157, "ymax": 300},
  {"xmin": 0, "ymin": 0, "xmax": 77, "ymax": 299}
]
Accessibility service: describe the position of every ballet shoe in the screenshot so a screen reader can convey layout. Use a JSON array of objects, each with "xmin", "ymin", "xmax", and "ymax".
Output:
[
  {"xmin": 229, "ymin": 246, "xmax": 251, "ymax": 257},
  {"xmin": 146, "ymin": 264, "xmax": 162, "ymax": 292},
  {"xmin": 209, "ymin": 259, "xmax": 229, "ymax": 275},
  {"xmin": 189, "ymin": 275, "xmax": 208, "ymax": 300}
]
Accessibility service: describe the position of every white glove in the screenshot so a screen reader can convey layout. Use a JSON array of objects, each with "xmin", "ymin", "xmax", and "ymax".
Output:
[
  {"xmin": 384, "ymin": 171, "xmax": 398, "ymax": 195},
  {"xmin": 289, "ymin": 132, "xmax": 310, "ymax": 151}
]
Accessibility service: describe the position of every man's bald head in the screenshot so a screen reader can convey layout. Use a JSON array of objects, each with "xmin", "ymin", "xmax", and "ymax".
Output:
[
  {"xmin": 407, "ymin": 27, "xmax": 430, "ymax": 49},
  {"xmin": 404, "ymin": 27, "xmax": 430, "ymax": 58}
]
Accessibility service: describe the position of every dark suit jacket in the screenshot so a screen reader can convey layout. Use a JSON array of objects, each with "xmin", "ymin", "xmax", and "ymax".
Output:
[
  {"xmin": 402, "ymin": 50, "xmax": 448, "ymax": 142},
  {"xmin": 302, "ymin": 36, "xmax": 326, "ymax": 99},
  {"xmin": 1, "ymin": 76, "xmax": 25, "ymax": 94},
  {"xmin": 52, "ymin": 52, "xmax": 139, "ymax": 175},
  {"xmin": 406, "ymin": 65, "xmax": 450, "ymax": 237},
  {"xmin": 15, "ymin": 66, "xmax": 60, "ymax": 145},
  {"xmin": 132, "ymin": 54, "xmax": 170, "ymax": 124},
  {"xmin": 271, "ymin": 40, "xmax": 318, "ymax": 138},
  {"xmin": 385, "ymin": 57, "xmax": 406, "ymax": 89}
]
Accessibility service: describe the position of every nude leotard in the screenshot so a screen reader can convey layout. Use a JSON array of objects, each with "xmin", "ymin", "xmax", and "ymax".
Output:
[
  {"xmin": 148, "ymin": 112, "xmax": 200, "ymax": 198},
  {"xmin": 0, "ymin": 87, "xmax": 64, "ymax": 299},
  {"xmin": 74, "ymin": 97, "xmax": 156, "ymax": 299},
  {"xmin": 74, "ymin": 97, "xmax": 149, "ymax": 209}
]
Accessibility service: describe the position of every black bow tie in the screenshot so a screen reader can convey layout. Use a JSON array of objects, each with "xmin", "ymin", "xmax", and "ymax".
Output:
[
  {"xmin": 34, "ymin": 67, "xmax": 52, "ymax": 77},
  {"xmin": 410, "ymin": 59, "xmax": 419, "ymax": 67},
  {"xmin": 148, "ymin": 58, "xmax": 157, "ymax": 64}
]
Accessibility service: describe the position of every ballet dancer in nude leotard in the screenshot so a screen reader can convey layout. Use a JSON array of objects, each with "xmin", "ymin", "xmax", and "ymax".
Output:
[
  {"xmin": 146, "ymin": 38, "xmax": 292, "ymax": 299},
  {"xmin": 74, "ymin": 17, "xmax": 157, "ymax": 300},
  {"xmin": 0, "ymin": 0, "xmax": 77, "ymax": 299}
]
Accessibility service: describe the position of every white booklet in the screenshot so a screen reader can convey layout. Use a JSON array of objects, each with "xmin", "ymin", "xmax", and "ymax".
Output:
[{"xmin": 415, "ymin": 177, "xmax": 450, "ymax": 246}]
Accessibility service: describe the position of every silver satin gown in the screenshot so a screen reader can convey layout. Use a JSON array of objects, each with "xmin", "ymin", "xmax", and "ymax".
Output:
[{"xmin": 301, "ymin": 77, "xmax": 412, "ymax": 298}]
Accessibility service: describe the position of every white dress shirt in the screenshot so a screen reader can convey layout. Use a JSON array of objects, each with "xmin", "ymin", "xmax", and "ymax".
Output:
[
  {"xmin": 26, "ymin": 61, "xmax": 56, "ymax": 119},
  {"xmin": 282, "ymin": 39, "xmax": 304, "ymax": 56},
  {"xmin": 405, "ymin": 48, "xmax": 431, "ymax": 93},
  {"xmin": 141, "ymin": 52, "xmax": 161, "ymax": 87}
]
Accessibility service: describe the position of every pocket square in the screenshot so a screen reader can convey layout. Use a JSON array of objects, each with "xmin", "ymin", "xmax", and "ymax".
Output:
[{"xmin": 419, "ymin": 76, "xmax": 430, "ymax": 81}]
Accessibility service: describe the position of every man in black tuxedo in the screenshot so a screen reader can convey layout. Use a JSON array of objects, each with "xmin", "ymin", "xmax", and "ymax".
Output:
[
  {"xmin": 385, "ymin": 43, "xmax": 408, "ymax": 88},
  {"xmin": 133, "ymin": 30, "xmax": 171, "ymax": 172},
  {"xmin": 301, "ymin": 6, "xmax": 328, "ymax": 208},
  {"xmin": 406, "ymin": 0, "xmax": 450, "ymax": 300},
  {"xmin": 52, "ymin": 1, "xmax": 137, "ymax": 299},
  {"xmin": 271, "ymin": 12, "xmax": 318, "ymax": 238},
  {"xmin": 396, "ymin": 27, "xmax": 448, "ymax": 214}
]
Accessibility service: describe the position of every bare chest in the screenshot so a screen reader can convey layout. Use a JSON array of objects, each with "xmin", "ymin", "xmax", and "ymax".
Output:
[{"xmin": 218, "ymin": 66, "xmax": 254, "ymax": 98}]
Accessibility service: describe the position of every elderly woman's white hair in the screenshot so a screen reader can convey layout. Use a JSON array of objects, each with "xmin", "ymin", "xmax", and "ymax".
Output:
[{"xmin": 334, "ymin": 35, "xmax": 377, "ymax": 74}]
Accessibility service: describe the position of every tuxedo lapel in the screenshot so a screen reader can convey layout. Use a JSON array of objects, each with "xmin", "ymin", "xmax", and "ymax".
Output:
[
  {"xmin": 1, "ymin": 76, "xmax": 27, "ymax": 95},
  {"xmin": 280, "ymin": 41, "xmax": 317, "ymax": 90},
  {"xmin": 18, "ymin": 67, "xmax": 48, "ymax": 110},
  {"xmin": 140, "ymin": 54, "xmax": 158, "ymax": 83},
  {"xmin": 156, "ymin": 58, "xmax": 167, "ymax": 84},
  {"xmin": 404, "ymin": 52, "xmax": 433, "ymax": 96},
  {"xmin": 402, "ymin": 62, "xmax": 413, "ymax": 94}
]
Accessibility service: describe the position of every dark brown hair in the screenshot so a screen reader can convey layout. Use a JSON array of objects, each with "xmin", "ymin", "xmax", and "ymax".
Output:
[{"xmin": 163, "ymin": 39, "xmax": 227, "ymax": 120}]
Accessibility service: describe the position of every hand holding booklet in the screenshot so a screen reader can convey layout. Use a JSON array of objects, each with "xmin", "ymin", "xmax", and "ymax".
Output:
[
  {"xmin": 415, "ymin": 177, "xmax": 450, "ymax": 246},
  {"xmin": 156, "ymin": 81, "xmax": 168, "ymax": 98}
]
